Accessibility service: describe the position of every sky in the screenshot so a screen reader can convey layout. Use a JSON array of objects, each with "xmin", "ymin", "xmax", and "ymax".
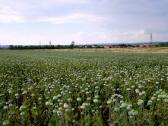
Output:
[{"xmin": 0, "ymin": 0, "xmax": 168, "ymax": 45}]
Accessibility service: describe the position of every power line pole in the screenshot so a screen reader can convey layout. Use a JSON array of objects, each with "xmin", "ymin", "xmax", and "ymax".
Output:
[
  {"xmin": 150, "ymin": 33, "xmax": 153, "ymax": 43},
  {"xmin": 49, "ymin": 41, "xmax": 52, "ymax": 45}
]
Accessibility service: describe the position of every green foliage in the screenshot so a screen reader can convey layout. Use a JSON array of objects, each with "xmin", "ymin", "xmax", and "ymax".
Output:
[
  {"xmin": 157, "ymin": 42, "xmax": 168, "ymax": 47},
  {"xmin": 0, "ymin": 50, "xmax": 168, "ymax": 126}
]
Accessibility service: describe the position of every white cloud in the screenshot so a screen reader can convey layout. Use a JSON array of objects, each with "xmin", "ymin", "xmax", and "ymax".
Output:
[
  {"xmin": 39, "ymin": 13, "xmax": 105, "ymax": 25},
  {"xmin": 69, "ymin": 30, "xmax": 149, "ymax": 44},
  {"xmin": 0, "ymin": 32, "xmax": 80, "ymax": 45},
  {"xmin": 0, "ymin": 5, "xmax": 24, "ymax": 23},
  {"xmin": 0, "ymin": 0, "xmax": 90, "ymax": 24},
  {"xmin": 109, "ymin": 30, "xmax": 149, "ymax": 42},
  {"xmin": 46, "ymin": 0, "xmax": 89, "ymax": 4},
  {"xmin": 1, "ymin": 30, "xmax": 168, "ymax": 45}
]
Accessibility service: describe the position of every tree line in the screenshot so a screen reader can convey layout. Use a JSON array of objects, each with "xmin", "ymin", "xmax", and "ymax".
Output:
[
  {"xmin": 8, "ymin": 45, "xmax": 104, "ymax": 49},
  {"xmin": 5, "ymin": 42, "xmax": 168, "ymax": 49}
]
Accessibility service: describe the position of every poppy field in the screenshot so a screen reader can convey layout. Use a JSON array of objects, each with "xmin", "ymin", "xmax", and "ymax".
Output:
[{"xmin": 0, "ymin": 49, "xmax": 168, "ymax": 126}]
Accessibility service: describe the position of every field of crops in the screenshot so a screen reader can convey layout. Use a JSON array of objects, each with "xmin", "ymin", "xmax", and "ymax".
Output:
[{"xmin": 0, "ymin": 49, "xmax": 168, "ymax": 126}]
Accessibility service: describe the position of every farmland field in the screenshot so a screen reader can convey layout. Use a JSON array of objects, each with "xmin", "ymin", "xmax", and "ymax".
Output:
[{"xmin": 0, "ymin": 49, "xmax": 168, "ymax": 126}]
